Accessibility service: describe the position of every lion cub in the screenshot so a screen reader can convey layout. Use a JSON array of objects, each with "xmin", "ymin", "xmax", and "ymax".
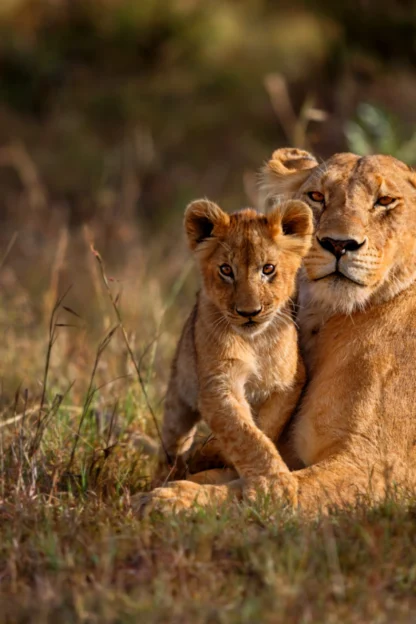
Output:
[{"xmin": 158, "ymin": 198, "xmax": 312, "ymax": 484}]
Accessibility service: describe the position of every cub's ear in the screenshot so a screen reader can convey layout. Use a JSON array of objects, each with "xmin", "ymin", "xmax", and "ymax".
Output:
[
  {"xmin": 268, "ymin": 199, "xmax": 313, "ymax": 257},
  {"xmin": 184, "ymin": 199, "xmax": 230, "ymax": 251},
  {"xmin": 259, "ymin": 147, "xmax": 318, "ymax": 207}
]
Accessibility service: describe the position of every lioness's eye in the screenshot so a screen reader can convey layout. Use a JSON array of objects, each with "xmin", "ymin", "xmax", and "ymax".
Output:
[
  {"xmin": 219, "ymin": 263, "xmax": 233, "ymax": 278},
  {"xmin": 307, "ymin": 191, "xmax": 325, "ymax": 204},
  {"xmin": 263, "ymin": 264, "xmax": 275, "ymax": 276},
  {"xmin": 375, "ymin": 196, "xmax": 395, "ymax": 207}
]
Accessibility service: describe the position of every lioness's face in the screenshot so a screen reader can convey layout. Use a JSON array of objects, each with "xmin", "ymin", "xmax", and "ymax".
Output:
[
  {"xmin": 261, "ymin": 149, "xmax": 416, "ymax": 313},
  {"xmin": 184, "ymin": 199, "xmax": 312, "ymax": 336}
]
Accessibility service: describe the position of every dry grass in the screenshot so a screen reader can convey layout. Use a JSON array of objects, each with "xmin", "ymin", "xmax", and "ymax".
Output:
[
  {"xmin": 1, "ymin": 224, "xmax": 416, "ymax": 624},
  {"xmin": 0, "ymin": 1, "xmax": 415, "ymax": 619}
]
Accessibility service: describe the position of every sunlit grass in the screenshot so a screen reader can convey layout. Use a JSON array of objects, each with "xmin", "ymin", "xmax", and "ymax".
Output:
[{"xmin": 1, "ymin": 231, "xmax": 416, "ymax": 623}]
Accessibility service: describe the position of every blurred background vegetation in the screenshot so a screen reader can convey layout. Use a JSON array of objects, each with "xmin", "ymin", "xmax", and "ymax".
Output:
[
  {"xmin": 1, "ymin": 0, "xmax": 416, "ymax": 402},
  {"xmin": 2, "ymin": 6, "xmax": 416, "ymax": 617}
]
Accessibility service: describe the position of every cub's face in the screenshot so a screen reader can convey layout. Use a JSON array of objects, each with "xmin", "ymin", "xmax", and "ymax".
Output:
[
  {"xmin": 185, "ymin": 199, "xmax": 312, "ymax": 336},
  {"xmin": 261, "ymin": 149, "xmax": 416, "ymax": 313}
]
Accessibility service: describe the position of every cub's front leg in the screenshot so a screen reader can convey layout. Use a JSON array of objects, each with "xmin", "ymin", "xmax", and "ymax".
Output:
[{"xmin": 198, "ymin": 362, "xmax": 290, "ymax": 484}]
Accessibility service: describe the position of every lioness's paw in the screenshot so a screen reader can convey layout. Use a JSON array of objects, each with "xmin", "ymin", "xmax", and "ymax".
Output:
[
  {"xmin": 130, "ymin": 487, "xmax": 184, "ymax": 517},
  {"xmin": 131, "ymin": 481, "xmax": 209, "ymax": 517},
  {"xmin": 131, "ymin": 480, "xmax": 239, "ymax": 517},
  {"xmin": 244, "ymin": 474, "xmax": 298, "ymax": 508}
]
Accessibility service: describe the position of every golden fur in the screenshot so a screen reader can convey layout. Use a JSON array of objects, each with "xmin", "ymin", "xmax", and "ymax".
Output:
[
  {"xmin": 133, "ymin": 149, "xmax": 416, "ymax": 516},
  {"xmin": 156, "ymin": 198, "xmax": 312, "ymax": 488}
]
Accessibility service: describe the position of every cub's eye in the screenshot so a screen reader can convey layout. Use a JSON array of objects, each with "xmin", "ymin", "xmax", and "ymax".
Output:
[
  {"xmin": 219, "ymin": 263, "xmax": 233, "ymax": 278},
  {"xmin": 375, "ymin": 196, "xmax": 395, "ymax": 207},
  {"xmin": 262, "ymin": 264, "xmax": 275, "ymax": 276},
  {"xmin": 307, "ymin": 191, "xmax": 325, "ymax": 204}
]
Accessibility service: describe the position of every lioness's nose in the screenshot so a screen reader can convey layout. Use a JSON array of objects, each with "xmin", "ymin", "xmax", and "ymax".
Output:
[
  {"xmin": 317, "ymin": 236, "xmax": 365, "ymax": 259},
  {"xmin": 236, "ymin": 307, "xmax": 262, "ymax": 318}
]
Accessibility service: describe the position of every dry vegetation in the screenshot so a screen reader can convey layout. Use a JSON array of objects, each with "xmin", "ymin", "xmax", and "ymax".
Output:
[
  {"xmin": 1, "ymin": 1, "xmax": 416, "ymax": 622},
  {"xmin": 2, "ymin": 203, "xmax": 416, "ymax": 623}
]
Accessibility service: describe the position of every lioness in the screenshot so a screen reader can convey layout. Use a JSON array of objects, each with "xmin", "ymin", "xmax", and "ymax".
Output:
[
  {"xmin": 134, "ymin": 149, "xmax": 416, "ymax": 514},
  {"xmin": 157, "ymin": 198, "xmax": 312, "ymax": 489}
]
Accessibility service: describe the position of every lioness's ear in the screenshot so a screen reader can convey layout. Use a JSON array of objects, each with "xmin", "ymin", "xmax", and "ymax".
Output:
[
  {"xmin": 267, "ymin": 148, "xmax": 318, "ymax": 175},
  {"xmin": 184, "ymin": 199, "xmax": 230, "ymax": 251},
  {"xmin": 259, "ymin": 147, "xmax": 318, "ymax": 208},
  {"xmin": 268, "ymin": 199, "xmax": 313, "ymax": 257}
]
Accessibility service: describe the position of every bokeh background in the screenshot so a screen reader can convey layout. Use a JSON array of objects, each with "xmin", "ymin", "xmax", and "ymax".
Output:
[
  {"xmin": 2, "ymin": 0, "xmax": 416, "ymax": 408},
  {"xmin": 2, "ymin": 5, "xmax": 416, "ymax": 619}
]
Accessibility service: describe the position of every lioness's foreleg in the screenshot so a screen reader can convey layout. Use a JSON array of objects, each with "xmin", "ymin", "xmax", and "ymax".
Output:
[{"xmin": 293, "ymin": 453, "xmax": 409, "ymax": 513}]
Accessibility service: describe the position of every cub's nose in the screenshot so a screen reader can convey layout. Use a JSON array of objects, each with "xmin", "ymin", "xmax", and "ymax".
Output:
[
  {"xmin": 236, "ymin": 307, "xmax": 262, "ymax": 318},
  {"xmin": 317, "ymin": 236, "xmax": 365, "ymax": 259}
]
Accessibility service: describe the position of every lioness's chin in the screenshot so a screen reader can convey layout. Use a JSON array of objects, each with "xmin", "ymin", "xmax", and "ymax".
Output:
[{"xmin": 309, "ymin": 275, "xmax": 373, "ymax": 314}]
